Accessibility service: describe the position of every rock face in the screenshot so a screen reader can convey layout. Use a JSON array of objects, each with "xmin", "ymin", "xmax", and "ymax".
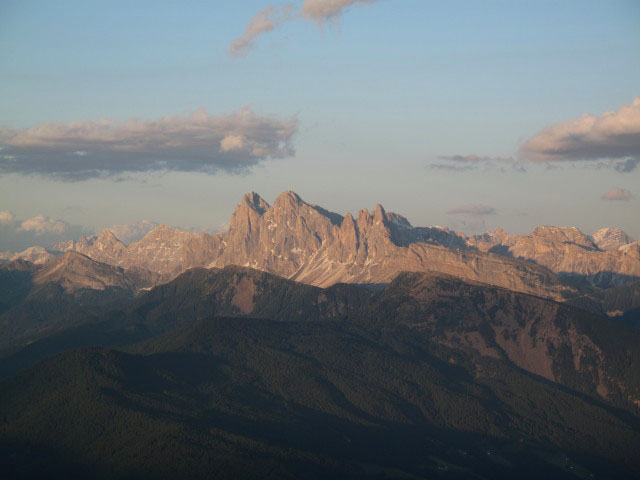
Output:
[
  {"xmin": 55, "ymin": 190, "xmax": 640, "ymax": 297},
  {"xmin": 33, "ymin": 251, "xmax": 136, "ymax": 294},
  {"xmin": 7, "ymin": 246, "xmax": 56, "ymax": 265},
  {"xmin": 202, "ymin": 191, "xmax": 570, "ymax": 300},
  {"xmin": 592, "ymin": 227, "xmax": 634, "ymax": 251},
  {"xmin": 470, "ymin": 226, "xmax": 640, "ymax": 288},
  {"xmin": 55, "ymin": 230, "xmax": 128, "ymax": 265},
  {"xmin": 56, "ymin": 226, "xmax": 223, "ymax": 281}
]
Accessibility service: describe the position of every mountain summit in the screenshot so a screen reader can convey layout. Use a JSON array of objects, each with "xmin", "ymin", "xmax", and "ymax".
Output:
[{"xmin": 49, "ymin": 191, "xmax": 640, "ymax": 298}]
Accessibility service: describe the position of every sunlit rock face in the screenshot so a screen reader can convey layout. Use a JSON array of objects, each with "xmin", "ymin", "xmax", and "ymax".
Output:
[
  {"xmin": 470, "ymin": 225, "xmax": 640, "ymax": 288},
  {"xmin": 55, "ymin": 190, "xmax": 640, "ymax": 296}
]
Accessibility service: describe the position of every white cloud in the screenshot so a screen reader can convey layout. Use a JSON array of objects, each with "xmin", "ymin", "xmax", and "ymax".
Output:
[
  {"xmin": 601, "ymin": 187, "xmax": 633, "ymax": 201},
  {"xmin": 220, "ymin": 134, "xmax": 247, "ymax": 152},
  {"xmin": 0, "ymin": 212, "xmax": 88, "ymax": 251},
  {"xmin": 19, "ymin": 215, "xmax": 69, "ymax": 235},
  {"xmin": 0, "ymin": 107, "xmax": 297, "ymax": 181},
  {"xmin": 229, "ymin": 4, "xmax": 295, "ymax": 57},
  {"xmin": 301, "ymin": 0, "xmax": 376, "ymax": 24},
  {"xmin": 520, "ymin": 98, "xmax": 640, "ymax": 163},
  {"xmin": 0, "ymin": 210, "xmax": 15, "ymax": 224}
]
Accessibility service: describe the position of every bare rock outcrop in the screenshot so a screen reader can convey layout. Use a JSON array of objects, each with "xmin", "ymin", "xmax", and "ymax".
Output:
[
  {"xmin": 2, "ymin": 246, "xmax": 57, "ymax": 265},
  {"xmin": 592, "ymin": 227, "xmax": 634, "ymax": 251},
  {"xmin": 54, "ymin": 190, "xmax": 640, "ymax": 297},
  {"xmin": 33, "ymin": 251, "xmax": 136, "ymax": 294},
  {"xmin": 471, "ymin": 226, "xmax": 640, "ymax": 288}
]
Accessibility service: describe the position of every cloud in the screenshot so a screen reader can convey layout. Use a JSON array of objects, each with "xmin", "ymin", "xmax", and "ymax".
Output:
[
  {"xmin": 0, "ymin": 212, "xmax": 88, "ymax": 251},
  {"xmin": 520, "ymin": 97, "xmax": 640, "ymax": 163},
  {"xmin": 105, "ymin": 220, "xmax": 159, "ymax": 245},
  {"xmin": 229, "ymin": 1, "xmax": 379, "ymax": 58},
  {"xmin": 19, "ymin": 215, "xmax": 69, "ymax": 235},
  {"xmin": 0, "ymin": 108, "xmax": 297, "ymax": 181},
  {"xmin": 0, "ymin": 210, "xmax": 15, "ymax": 224},
  {"xmin": 219, "ymin": 135, "xmax": 247, "ymax": 152},
  {"xmin": 601, "ymin": 187, "xmax": 633, "ymax": 201},
  {"xmin": 301, "ymin": 0, "xmax": 376, "ymax": 24},
  {"xmin": 446, "ymin": 203, "xmax": 496, "ymax": 233},
  {"xmin": 428, "ymin": 163, "xmax": 476, "ymax": 172},
  {"xmin": 229, "ymin": 4, "xmax": 295, "ymax": 57},
  {"xmin": 614, "ymin": 157, "xmax": 640, "ymax": 173},
  {"xmin": 438, "ymin": 155, "xmax": 509, "ymax": 163},
  {"xmin": 447, "ymin": 204, "xmax": 497, "ymax": 216},
  {"xmin": 430, "ymin": 154, "xmax": 526, "ymax": 173}
]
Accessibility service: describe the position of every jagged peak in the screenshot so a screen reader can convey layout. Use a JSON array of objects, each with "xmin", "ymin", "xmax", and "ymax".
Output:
[
  {"xmin": 373, "ymin": 203, "xmax": 386, "ymax": 222},
  {"xmin": 592, "ymin": 227, "xmax": 633, "ymax": 241},
  {"xmin": 384, "ymin": 211, "xmax": 412, "ymax": 228},
  {"xmin": 342, "ymin": 212, "xmax": 355, "ymax": 225},
  {"xmin": 97, "ymin": 228, "xmax": 125, "ymax": 244},
  {"xmin": 273, "ymin": 190, "xmax": 304, "ymax": 210},
  {"xmin": 592, "ymin": 227, "xmax": 634, "ymax": 251},
  {"xmin": 241, "ymin": 192, "xmax": 270, "ymax": 214}
]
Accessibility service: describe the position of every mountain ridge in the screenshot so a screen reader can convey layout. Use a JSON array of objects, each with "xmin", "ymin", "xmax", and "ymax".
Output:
[{"xmin": 9, "ymin": 190, "xmax": 638, "ymax": 300}]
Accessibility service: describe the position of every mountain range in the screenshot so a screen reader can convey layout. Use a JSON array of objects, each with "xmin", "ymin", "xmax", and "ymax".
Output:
[
  {"xmin": 2, "ymin": 191, "xmax": 637, "ymax": 298},
  {"xmin": 2, "ymin": 266, "xmax": 640, "ymax": 478},
  {"xmin": 2, "ymin": 191, "xmax": 640, "ymax": 478}
]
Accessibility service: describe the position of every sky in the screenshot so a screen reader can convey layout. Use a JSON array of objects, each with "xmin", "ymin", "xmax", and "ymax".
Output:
[{"xmin": 1, "ymin": 0, "xmax": 639, "ymax": 250}]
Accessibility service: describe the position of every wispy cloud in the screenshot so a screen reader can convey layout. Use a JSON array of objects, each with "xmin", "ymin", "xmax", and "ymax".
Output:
[
  {"xmin": 520, "ymin": 97, "xmax": 640, "ymax": 163},
  {"xmin": 601, "ymin": 187, "xmax": 633, "ymax": 201},
  {"xmin": 0, "ymin": 108, "xmax": 297, "ymax": 181},
  {"xmin": 446, "ymin": 203, "xmax": 496, "ymax": 233},
  {"xmin": 447, "ymin": 204, "xmax": 497, "ymax": 216},
  {"xmin": 229, "ymin": 3, "xmax": 295, "ymax": 57},
  {"xmin": 614, "ymin": 157, "xmax": 640, "ymax": 173},
  {"xmin": 229, "ymin": 1, "xmax": 379, "ymax": 57},
  {"xmin": 430, "ymin": 154, "xmax": 526, "ymax": 173},
  {"xmin": 300, "ymin": 0, "xmax": 376, "ymax": 24}
]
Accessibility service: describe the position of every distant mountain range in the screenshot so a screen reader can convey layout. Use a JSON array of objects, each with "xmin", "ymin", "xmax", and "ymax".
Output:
[
  {"xmin": 2, "ymin": 191, "xmax": 640, "ymax": 478},
  {"xmin": 3, "ymin": 191, "xmax": 639, "ymax": 296}
]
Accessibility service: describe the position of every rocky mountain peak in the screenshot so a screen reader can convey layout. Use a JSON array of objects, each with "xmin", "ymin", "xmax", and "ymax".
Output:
[
  {"xmin": 241, "ymin": 191, "xmax": 270, "ymax": 214},
  {"xmin": 97, "ymin": 228, "xmax": 122, "ymax": 243},
  {"xmin": 33, "ymin": 251, "xmax": 133, "ymax": 293},
  {"xmin": 11, "ymin": 246, "xmax": 56, "ymax": 265},
  {"xmin": 273, "ymin": 190, "xmax": 303, "ymax": 210},
  {"xmin": 1, "ymin": 258, "xmax": 39, "ymax": 272},
  {"xmin": 592, "ymin": 227, "xmax": 634, "ymax": 251},
  {"xmin": 531, "ymin": 225, "xmax": 596, "ymax": 249},
  {"xmin": 93, "ymin": 229, "xmax": 127, "ymax": 254},
  {"xmin": 229, "ymin": 193, "xmax": 270, "ymax": 234}
]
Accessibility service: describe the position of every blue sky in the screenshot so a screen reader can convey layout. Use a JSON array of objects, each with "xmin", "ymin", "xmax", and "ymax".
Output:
[{"xmin": 1, "ymin": 0, "xmax": 639, "ymax": 249}]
